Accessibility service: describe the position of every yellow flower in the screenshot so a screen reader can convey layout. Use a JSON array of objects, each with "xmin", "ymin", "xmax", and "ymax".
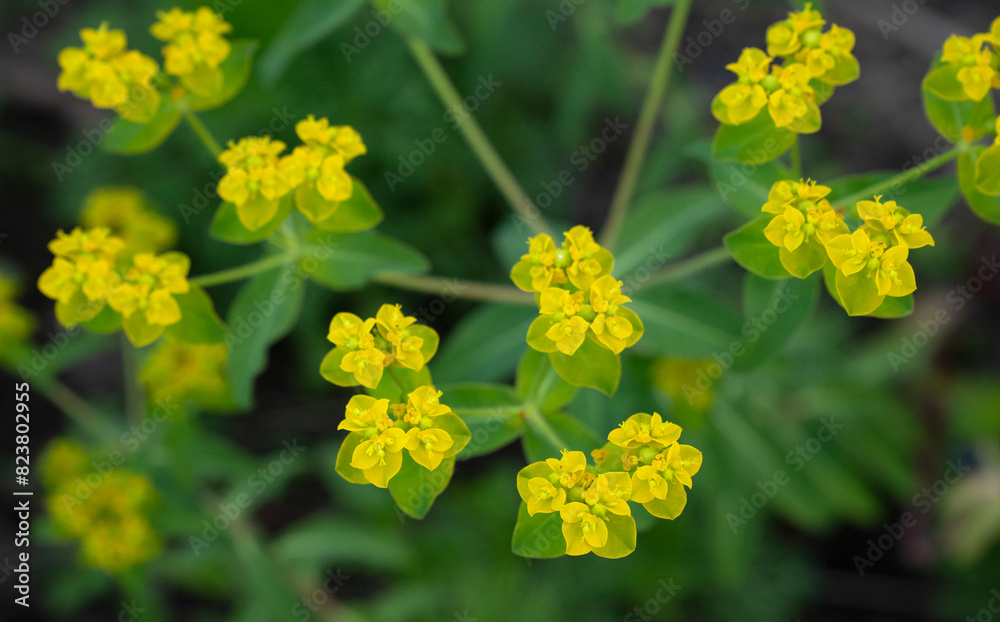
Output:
[
  {"xmin": 608, "ymin": 412, "xmax": 681, "ymax": 450},
  {"xmin": 405, "ymin": 427, "xmax": 455, "ymax": 471},
  {"xmin": 800, "ymin": 24, "xmax": 859, "ymax": 85},
  {"xmin": 712, "ymin": 48, "xmax": 772, "ymax": 125},
  {"xmin": 825, "ymin": 228, "xmax": 917, "ymax": 298},
  {"xmin": 375, "ymin": 304, "xmax": 426, "ymax": 371},
  {"xmin": 545, "ymin": 449, "xmax": 588, "ymax": 489},
  {"xmin": 140, "ymin": 341, "xmax": 230, "ymax": 409},
  {"xmin": 856, "ymin": 196, "xmax": 935, "ymax": 249},
  {"xmin": 81, "ymin": 186, "xmax": 177, "ymax": 256},
  {"xmin": 588, "ymin": 275, "xmax": 634, "ymax": 354},
  {"xmin": 765, "ymin": 3, "xmax": 825, "ymax": 57},
  {"xmin": 0, "ymin": 276, "xmax": 35, "ymax": 364},
  {"xmin": 538, "ymin": 288, "xmax": 589, "ymax": 356},
  {"xmin": 340, "ymin": 346, "xmax": 386, "ymax": 390},
  {"xmin": 525, "ymin": 477, "xmax": 567, "ymax": 516},
  {"xmin": 941, "ymin": 35, "xmax": 996, "ymax": 101},
  {"xmin": 511, "ymin": 233, "xmax": 561, "ymax": 292},
  {"xmin": 339, "ymin": 395, "xmax": 392, "ymax": 433},
  {"xmin": 761, "ymin": 178, "xmax": 831, "ymax": 214},
  {"xmin": 564, "ymin": 226, "xmax": 611, "ymax": 290},
  {"xmin": 57, "ymin": 23, "xmax": 160, "ymax": 122},
  {"xmin": 767, "ymin": 64, "xmax": 820, "ymax": 132},
  {"xmin": 217, "ymin": 136, "xmax": 296, "ymax": 230},
  {"xmin": 40, "ymin": 438, "xmax": 90, "ymax": 488},
  {"xmin": 284, "ymin": 116, "xmax": 366, "ymax": 222},
  {"xmin": 560, "ymin": 472, "xmax": 632, "ymax": 556},
  {"xmin": 38, "ymin": 228, "xmax": 124, "ymax": 326},
  {"xmin": 109, "ymin": 251, "xmax": 191, "ymax": 346},
  {"xmin": 151, "ymin": 7, "xmax": 232, "ymax": 97},
  {"xmin": 630, "ymin": 444, "xmax": 702, "ymax": 504},
  {"xmin": 351, "ymin": 427, "xmax": 408, "ymax": 487},
  {"xmin": 401, "ymin": 385, "xmax": 451, "ymax": 427}
]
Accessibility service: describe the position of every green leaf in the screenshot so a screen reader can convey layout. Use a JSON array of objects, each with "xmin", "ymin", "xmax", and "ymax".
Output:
[
  {"xmin": 187, "ymin": 40, "xmax": 259, "ymax": 111},
  {"xmin": 615, "ymin": 0, "xmax": 676, "ymax": 24},
  {"xmin": 273, "ymin": 516, "xmax": 412, "ymax": 572},
  {"xmin": 712, "ymin": 110, "xmax": 795, "ymax": 164},
  {"xmin": 81, "ymin": 305, "xmax": 122, "ymax": 335},
  {"xmin": 432, "ymin": 304, "xmax": 537, "ymax": 384},
  {"xmin": 867, "ymin": 293, "xmax": 914, "ymax": 319},
  {"xmin": 258, "ymin": 0, "xmax": 366, "ymax": 86},
  {"xmin": 511, "ymin": 501, "xmax": 566, "ymax": 558},
  {"xmin": 724, "ymin": 216, "xmax": 791, "ymax": 280},
  {"xmin": 516, "ymin": 349, "xmax": 576, "ymax": 412},
  {"xmin": 613, "ymin": 186, "xmax": 728, "ymax": 278},
  {"xmin": 370, "ymin": 0, "xmax": 464, "ymax": 55},
  {"xmin": 164, "ymin": 285, "xmax": 227, "ymax": 344},
  {"xmin": 959, "ymin": 148, "xmax": 1000, "ymax": 224},
  {"xmin": 591, "ymin": 512, "xmax": 637, "ymax": 559},
  {"xmin": 975, "ymin": 145, "xmax": 1000, "ymax": 196},
  {"xmin": 735, "ymin": 273, "xmax": 818, "ymax": 370},
  {"xmin": 225, "ymin": 262, "xmax": 305, "ymax": 408},
  {"xmin": 102, "ymin": 97, "xmax": 182, "ymax": 155},
  {"xmin": 922, "ymin": 64, "xmax": 967, "ymax": 101},
  {"xmin": 210, "ymin": 196, "xmax": 294, "ymax": 245},
  {"xmin": 335, "ymin": 433, "xmax": 370, "ymax": 485},
  {"xmin": 388, "ymin": 452, "xmax": 454, "ymax": 519},
  {"xmin": 826, "ymin": 171, "xmax": 960, "ymax": 227},
  {"xmin": 922, "ymin": 73, "xmax": 996, "ymax": 142},
  {"xmin": 709, "ymin": 157, "xmax": 790, "ymax": 217},
  {"xmin": 548, "ymin": 337, "xmax": 620, "ymax": 396},
  {"xmin": 523, "ymin": 409, "xmax": 601, "ymax": 462},
  {"xmin": 311, "ymin": 177, "xmax": 384, "ymax": 232},
  {"xmin": 367, "ymin": 366, "xmax": 432, "ymax": 402},
  {"xmin": 305, "ymin": 229, "xmax": 430, "ymax": 290},
  {"xmin": 835, "ymin": 268, "xmax": 883, "ymax": 317},
  {"xmin": 441, "ymin": 383, "xmax": 525, "ymax": 458},
  {"xmin": 631, "ymin": 285, "xmax": 743, "ymax": 358}
]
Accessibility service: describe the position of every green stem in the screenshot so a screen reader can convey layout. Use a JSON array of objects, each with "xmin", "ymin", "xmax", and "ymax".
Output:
[
  {"xmin": 836, "ymin": 145, "xmax": 963, "ymax": 210},
  {"xmin": 183, "ymin": 110, "xmax": 223, "ymax": 159},
  {"xmin": 600, "ymin": 0, "xmax": 694, "ymax": 249},
  {"xmin": 525, "ymin": 404, "xmax": 567, "ymax": 453},
  {"xmin": 790, "ymin": 137, "xmax": 802, "ymax": 180},
  {"xmin": 405, "ymin": 38, "xmax": 550, "ymax": 235},
  {"xmin": 373, "ymin": 271, "xmax": 535, "ymax": 305},
  {"xmin": 42, "ymin": 381, "xmax": 119, "ymax": 440},
  {"xmin": 122, "ymin": 334, "xmax": 144, "ymax": 426},
  {"xmin": 638, "ymin": 246, "xmax": 731, "ymax": 291},
  {"xmin": 189, "ymin": 254, "xmax": 295, "ymax": 287}
]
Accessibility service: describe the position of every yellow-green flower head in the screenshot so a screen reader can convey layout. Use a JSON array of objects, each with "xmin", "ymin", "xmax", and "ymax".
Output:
[
  {"xmin": 628, "ymin": 443, "xmax": 702, "ymax": 522},
  {"xmin": 340, "ymin": 395, "xmax": 393, "ymax": 434},
  {"xmin": 588, "ymin": 275, "xmax": 638, "ymax": 354},
  {"xmin": 38, "ymin": 227, "xmax": 125, "ymax": 327},
  {"xmin": 762, "ymin": 178, "xmax": 831, "ymax": 214},
  {"xmin": 284, "ymin": 117, "xmax": 367, "ymax": 222},
  {"xmin": 80, "ymin": 516, "xmax": 161, "ymax": 573},
  {"xmin": 510, "ymin": 226, "xmax": 614, "ymax": 294},
  {"xmin": 402, "ymin": 385, "xmax": 451, "ymax": 427},
  {"xmin": 40, "ymin": 438, "xmax": 90, "ymax": 488},
  {"xmin": 712, "ymin": 48, "xmax": 772, "ymax": 125},
  {"xmin": 57, "ymin": 23, "xmax": 161, "ymax": 123},
  {"xmin": 151, "ymin": 7, "xmax": 232, "ymax": 97},
  {"xmin": 564, "ymin": 225, "xmax": 613, "ymax": 291},
  {"xmin": 537, "ymin": 288, "xmax": 589, "ymax": 356},
  {"xmin": 607, "ymin": 412, "xmax": 681, "ymax": 450},
  {"xmin": 516, "ymin": 450, "xmax": 586, "ymax": 516},
  {"xmin": 0, "ymin": 276, "xmax": 35, "ymax": 364},
  {"xmin": 375, "ymin": 304, "xmax": 438, "ymax": 372},
  {"xmin": 108, "ymin": 251, "xmax": 191, "ymax": 346},
  {"xmin": 546, "ymin": 449, "xmax": 589, "ymax": 489},
  {"xmin": 326, "ymin": 312, "xmax": 385, "ymax": 389},
  {"xmin": 560, "ymin": 472, "xmax": 632, "ymax": 556},
  {"xmin": 857, "ymin": 196, "xmax": 935, "ymax": 249},
  {"xmin": 81, "ymin": 186, "xmax": 178, "ymax": 256},
  {"xmin": 218, "ymin": 136, "xmax": 296, "ymax": 230},
  {"xmin": 800, "ymin": 24, "xmax": 860, "ymax": 86},
  {"xmin": 760, "ymin": 179, "xmax": 847, "ymax": 278},
  {"xmin": 140, "ymin": 341, "xmax": 230, "ymax": 410},
  {"xmin": 295, "ymin": 115, "xmax": 367, "ymax": 162},
  {"xmin": 826, "ymin": 227, "xmax": 917, "ymax": 297},
  {"xmin": 764, "ymin": 200, "xmax": 847, "ymax": 251},
  {"xmin": 350, "ymin": 425, "xmax": 408, "ymax": 488},
  {"xmin": 941, "ymin": 34, "xmax": 996, "ymax": 101},
  {"xmin": 766, "ymin": 3, "xmax": 825, "ymax": 57},
  {"xmin": 767, "ymin": 63, "xmax": 820, "ymax": 133}
]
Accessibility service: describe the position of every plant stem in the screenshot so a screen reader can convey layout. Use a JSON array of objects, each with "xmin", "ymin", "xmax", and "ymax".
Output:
[
  {"xmin": 122, "ymin": 334, "xmax": 144, "ymax": 426},
  {"xmin": 373, "ymin": 271, "xmax": 535, "ymax": 305},
  {"xmin": 600, "ymin": 0, "xmax": 694, "ymax": 249},
  {"xmin": 638, "ymin": 246, "xmax": 732, "ymax": 291},
  {"xmin": 790, "ymin": 137, "xmax": 802, "ymax": 180},
  {"xmin": 405, "ymin": 38, "xmax": 550, "ymax": 235},
  {"xmin": 183, "ymin": 110, "xmax": 223, "ymax": 159},
  {"xmin": 835, "ymin": 145, "xmax": 963, "ymax": 209},
  {"xmin": 42, "ymin": 381, "xmax": 119, "ymax": 440},
  {"xmin": 190, "ymin": 253, "xmax": 296, "ymax": 287},
  {"xmin": 525, "ymin": 404, "xmax": 567, "ymax": 453}
]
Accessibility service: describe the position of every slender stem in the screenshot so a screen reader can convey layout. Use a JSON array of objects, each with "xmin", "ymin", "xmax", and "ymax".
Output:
[
  {"xmin": 638, "ymin": 246, "xmax": 731, "ymax": 291},
  {"xmin": 183, "ymin": 110, "xmax": 223, "ymax": 159},
  {"xmin": 122, "ymin": 334, "xmax": 144, "ymax": 426},
  {"xmin": 190, "ymin": 254, "xmax": 295, "ymax": 287},
  {"xmin": 405, "ymin": 38, "xmax": 550, "ymax": 235},
  {"xmin": 525, "ymin": 405, "xmax": 567, "ymax": 453},
  {"xmin": 600, "ymin": 0, "xmax": 694, "ymax": 249},
  {"xmin": 790, "ymin": 137, "xmax": 802, "ymax": 180},
  {"xmin": 42, "ymin": 381, "xmax": 119, "ymax": 440},
  {"xmin": 835, "ymin": 146, "xmax": 963, "ymax": 210},
  {"xmin": 373, "ymin": 271, "xmax": 535, "ymax": 305}
]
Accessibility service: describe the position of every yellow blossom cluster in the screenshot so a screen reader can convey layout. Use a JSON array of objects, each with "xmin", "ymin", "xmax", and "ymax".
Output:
[
  {"xmin": 151, "ymin": 7, "xmax": 232, "ymax": 97},
  {"xmin": 217, "ymin": 115, "xmax": 366, "ymax": 230},
  {"xmin": 713, "ymin": 4, "xmax": 859, "ymax": 133},
  {"xmin": 512, "ymin": 226, "xmax": 642, "ymax": 356},
  {"xmin": 761, "ymin": 179, "xmax": 849, "ymax": 278},
  {"xmin": 41, "ymin": 439, "xmax": 161, "ymax": 573},
  {"xmin": 930, "ymin": 18, "xmax": 1000, "ymax": 102},
  {"xmin": 321, "ymin": 304, "xmax": 439, "ymax": 390},
  {"xmin": 81, "ymin": 186, "xmax": 177, "ymax": 257},
  {"xmin": 337, "ymin": 387, "xmax": 470, "ymax": 487},
  {"xmin": 0, "ymin": 276, "xmax": 35, "ymax": 366},
  {"xmin": 140, "ymin": 341, "xmax": 231, "ymax": 410},
  {"xmin": 517, "ymin": 413, "xmax": 701, "ymax": 558}
]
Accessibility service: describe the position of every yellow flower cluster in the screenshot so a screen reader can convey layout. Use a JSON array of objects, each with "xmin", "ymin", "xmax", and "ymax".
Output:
[
  {"xmin": 321, "ymin": 304, "xmax": 439, "ymax": 390},
  {"xmin": 0, "ymin": 276, "xmax": 35, "ymax": 366},
  {"xmin": 337, "ymin": 387, "xmax": 470, "ymax": 487},
  {"xmin": 936, "ymin": 18, "xmax": 1000, "ymax": 101},
  {"xmin": 713, "ymin": 4, "xmax": 859, "ymax": 133},
  {"xmin": 517, "ymin": 413, "xmax": 701, "ymax": 558},
  {"xmin": 762, "ymin": 179, "xmax": 849, "ymax": 278},
  {"xmin": 42, "ymin": 440, "xmax": 161, "ymax": 573},
  {"xmin": 57, "ymin": 23, "xmax": 161, "ymax": 122},
  {"xmin": 512, "ymin": 226, "xmax": 642, "ymax": 356},
  {"xmin": 151, "ymin": 7, "xmax": 232, "ymax": 97},
  {"xmin": 38, "ymin": 227, "xmax": 192, "ymax": 345},
  {"xmin": 217, "ymin": 116, "xmax": 366, "ymax": 230},
  {"xmin": 141, "ymin": 341, "xmax": 230, "ymax": 410},
  {"xmin": 81, "ymin": 186, "xmax": 177, "ymax": 257}
]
